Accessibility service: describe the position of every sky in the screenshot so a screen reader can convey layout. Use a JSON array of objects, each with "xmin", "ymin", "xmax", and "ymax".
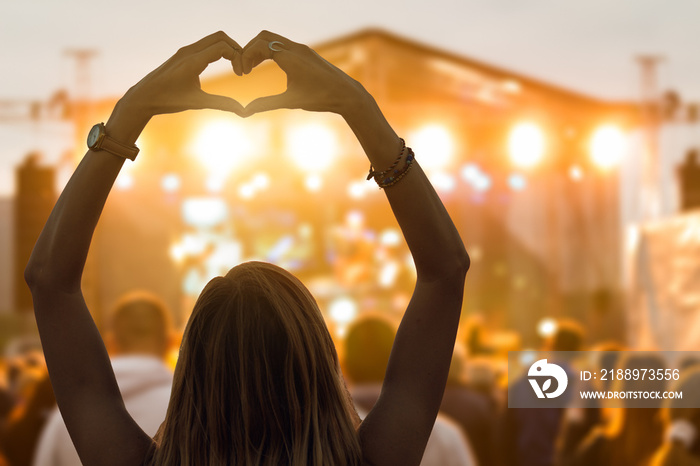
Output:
[{"xmin": 1, "ymin": 0, "xmax": 700, "ymax": 194}]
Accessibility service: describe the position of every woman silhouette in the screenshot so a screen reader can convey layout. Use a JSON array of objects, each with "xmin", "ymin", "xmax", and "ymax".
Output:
[{"xmin": 25, "ymin": 30, "xmax": 469, "ymax": 466}]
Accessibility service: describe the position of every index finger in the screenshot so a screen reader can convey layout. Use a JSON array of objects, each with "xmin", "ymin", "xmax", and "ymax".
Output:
[
  {"xmin": 241, "ymin": 30, "xmax": 299, "ymax": 74},
  {"xmin": 187, "ymin": 41, "xmax": 239, "ymax": 75},
  {"xmin": 178, "ymin": 31, "xmax": 242, "ymax": 56}
]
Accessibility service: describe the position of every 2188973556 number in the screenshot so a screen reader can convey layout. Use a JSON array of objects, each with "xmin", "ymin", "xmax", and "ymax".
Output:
[{"xmin": 598, "ymin": 368, "xmax": 680, "ymax": 381}]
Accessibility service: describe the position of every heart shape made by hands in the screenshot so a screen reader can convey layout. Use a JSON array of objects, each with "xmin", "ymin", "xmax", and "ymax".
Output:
[{"xmin": 201, "ymin": 56, "xmax": 287, "ymax": 109}]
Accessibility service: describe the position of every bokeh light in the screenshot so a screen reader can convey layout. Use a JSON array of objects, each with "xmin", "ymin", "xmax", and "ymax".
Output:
[
  {"xmin": 285, "ymin": 123, "xmax": 338, "ymax": 172},
  {"xmin": 304, "ymin": 174, "xmax": 323, "ymax": 192},
  {"xmin": 508, "ymin": 122, "xmax": 546, "ymax": 168},
  {"xmin": 161, "ymin": 173, "xmax": 181, "ymax": 193},
  {"xmin": 329, "ymin": 297, "xmax": 358, "ymax": 325},
  {"xmin": 348, "ymin": 180, "xmax": 366, "ymax": 199},
  {"xmin": 460, "ymin": 163, "xmax": 492, "ymax": 192},
  {"xmin": 429, "ymin": 172, "xmax": 457, "ymax": 192},
  {"xmin": 379, "ymin": 228, "xmax": 401, "ymax": 247},
  {"xmin": 238, "ymin": 183, "xmax": 255, "ymax": 200},
  {"xmin": 590, "ymin": 125, "xmax": 626, "ymax": 170},
  {"xmin": 114, "ymin": 172, "xmax": 134, "ymax": 191},
  {"xmin": 190, "ymin": 119, "xmax": 256, "ymax": 176},
  {"xmin": 537, "ymin": 317, "xmax": 558, "ymax": 338},
  {"xmin": 472, "ymin": 173, "xmax": 492, "ymax": 192},
  {"xmin": 569, "ymin": 164, "xmax": 584, "ymax": 181},
  {"xmin": 251, "ymin": 172, "xmax": 270, "ymax": 190},
  {"xmin": 460, "ymin": 163, "xmax": 481, "ymax": 183},
  {"xmin": 409, "ymin": 124, "xmax": 454, "ymax": 171},
  {"xmin": 508, "ymin": 173, "xmax": 527, "ymax": 191},
  {"xmin": 182, "ymin": 197, "xmax": 228, "ymax": 228}
]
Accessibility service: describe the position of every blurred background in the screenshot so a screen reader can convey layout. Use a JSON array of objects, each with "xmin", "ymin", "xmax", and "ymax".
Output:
[{"xmin": 3, "ymin": 1, "xmax": 700, "ymax": 465}]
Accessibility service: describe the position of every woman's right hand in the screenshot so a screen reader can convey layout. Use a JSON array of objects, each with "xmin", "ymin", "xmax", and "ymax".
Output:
[
  {"xmin": 240, "ymin": 31, "xmax": 371, "ymax": 119},
  {"xmin": 107, "ymin": 31, "xmax": 246, "ymax": 145}
]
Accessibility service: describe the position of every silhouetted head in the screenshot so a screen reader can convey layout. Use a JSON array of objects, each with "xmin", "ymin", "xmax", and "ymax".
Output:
[
  {"xmin": 106, "ymin": 291, "xmax": 172, "ymax": 360},
  {"xmin": 549, "ymin": 319, "xmax": 585, "ymax": 352},
  {"xmin": 152, "ymin": 261, "xmax": 360, "ymax": 466},
  {"xmin": 343, "ymin": 314, "xmax": 396, "ymax": 385}
]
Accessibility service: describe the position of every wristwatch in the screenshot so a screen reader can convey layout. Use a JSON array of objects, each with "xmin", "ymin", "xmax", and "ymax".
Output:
[{"xmin": 87, "ymin": 123, "xmax": 140, "ymax": 161}]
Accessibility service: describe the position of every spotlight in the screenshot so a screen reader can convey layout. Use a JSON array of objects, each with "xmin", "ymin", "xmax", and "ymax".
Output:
[
  {"xmin": 508, "ymin": 122, "xmax": 545, "ymax": 168},
  {"xmin": 408, "ymin": 124, "xmax": 454, "ymax": 171},
  {"xmin": 590, "ymin": 125, "xmax": 626, "ymax": 170},
  {"xmin": 286, "ymin": 122, "xmax": 338, "ymax": 172}
]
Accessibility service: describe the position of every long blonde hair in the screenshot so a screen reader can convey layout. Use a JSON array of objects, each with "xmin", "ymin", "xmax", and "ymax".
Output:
[{"xmin": 149, "ymin": 262, "xmax": 361, "ymax": 465}]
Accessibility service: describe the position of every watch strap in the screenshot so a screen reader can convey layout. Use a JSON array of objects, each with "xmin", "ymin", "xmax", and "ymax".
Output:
[
  {"xmin": 100, "ymin": 133, "xmax": 140, "ymax": 161},
  {"xmin": 89, "ymin": 123, "xmax": 140, "ymax": 161}
]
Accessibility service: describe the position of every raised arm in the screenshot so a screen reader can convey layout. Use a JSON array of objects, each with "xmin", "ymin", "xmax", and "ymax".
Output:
[
  {"xmin": 243, "ymin": 31, "xmax": 469, "ymax": 466},
  {"xmin": 23, "ymin": 32, "xmax": 244, "ymax": 466}
]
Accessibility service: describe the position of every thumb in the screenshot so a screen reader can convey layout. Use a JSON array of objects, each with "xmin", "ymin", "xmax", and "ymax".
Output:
[
  {"xmin": 196, "ymin": 91, "xmax": 245, "ymax": 116},
  {"xmin": 244, "ymin": 92, "xmax": 296, "ymax": 116}
]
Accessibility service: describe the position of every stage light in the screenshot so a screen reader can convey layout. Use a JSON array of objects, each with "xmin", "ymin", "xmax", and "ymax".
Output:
[
  {"xmin": 285, "ymin": 122, "xmax": 338, "ymax": 172},
  {"xmin": 304, "ymin": 174, "xmax": 323, "ymax": 192},
  {"xmin": 115, "ymin": 161, "xmax": 136, "ymax": 190},
  {"xmin": 508, "ymin": 173, "xmax": 527, "ymax": 191},
  {"xmin": 460, "ymin": 163, "xmax": 492, "ymax": 192},
  {"xmin": 251, "ymin": 172, "xmax": 270, "ymax": 190},
  {"xmin": 329, "ymin": 297, "xmax": 358, "ymax": 325},
  {"xmin": 348, "ymin": 180, "xmax": 366, "ymax": 199},
  {"xmin": 590, "ymin": 125, "xmax": 626, "ymax": 170},
  {"xmin": 429, "ymin": 172, "xmax": 456, "ymax": 192},
  {"xmin": 380, "ymin": 229, "xmax": 402, "ymax": 247},
  {"xmin": 519, "ymin": 350, "xmax": 538, "ymax": 366},
  {"xmin": 346, "ymin": 210, "xmax": 364, "ymax": 230},
  {"xmin": 182, "ymin": 197, "xmax": 228, "ymax": 228},
  {"xmin": 115, "ymin": 172, "xmax": 134, "ymax": 190},
  {"xmin": 161, "ymin": 173, "xmax": 181, "ymax": 193},
  {"xmin": 298, "ymin": 223, "xmax": 313, "ymax": 239},
  {"xmin": 569, "ymin": 165, "xmax": 584, "ymax": 181},
  {"xmin": 205, "ymin": 175, "xmax": 225, "ymax": 193},
  {"xmin": 238, "ymin": 183, "xmax": 255, "ymax": 200},
  {"xmin": 472, "ymin": 172, "xmax": 492, "ymax": 192},
  {"xmin": 409, "ymin": 124, "xmax": 454, "ymax": 171},
  {"xmin": 169, "ymin": 243, "xmax": 185, "ymax": 264},
  {"xmin": 537, "ymin": 317, "xmax": 558, "ymax": 338},
  {"xmin": 460, "ymin": 163, "xmax": 481, "ymax": 183},
  {"xmin": 379, "ymin": 262, "xmax": 399, "ymax": 288},
  {"xmin": 502, "ymin": 79, "xmax": 522, "ymax": 94},
  {"xmin": 508, "ymin": 122, "xmax": 545, "ymax": 168},
  {"xmin": 181, "ymin": 233, "xmax": 207, "ymax": 256},
  {"xmin": 190, "ymin": 119, "xmax": 256, "ymax": 176}
]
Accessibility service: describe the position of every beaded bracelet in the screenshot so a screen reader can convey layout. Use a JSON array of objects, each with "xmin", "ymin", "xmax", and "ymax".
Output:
[
  {"xmin": 376, "ymin": 148, "xmax": 415, "ymax": 189},
  {"xmin": 366, "ymin": 138, "xmax": 406, "ymax": 182}
]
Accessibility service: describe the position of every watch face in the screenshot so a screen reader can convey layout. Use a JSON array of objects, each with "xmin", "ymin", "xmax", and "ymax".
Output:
[{"xmin": 87, "ymin": 124, "xmax": 102, "ymax": 148}]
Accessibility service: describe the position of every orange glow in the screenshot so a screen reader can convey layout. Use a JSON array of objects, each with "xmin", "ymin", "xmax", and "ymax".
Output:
[
  {"xmin": 569, "ymin": 164, "xmax": 584, "ymax": 181},
  {"xmin": 190, "ymin": 119, "xmax": 258, "ymax": 176},
  {"xmin": 537, "ymin": 317, "xmax": 558, "ymax": 338},
  {"xmin": 409, "ymin": 124, "xmax": 454, "ymax": 171},
  {"xmin": 285, "ymin": 123, "xmax": 338, "ymax": 172},
  {"xmin": 304, "ymin": 174, "xmax": 323, "ymax": 192},
  {"xmin": 508, "ymin": 122, "xmax": 545, "ymax": 168},
  {"xmin": 115, "ymin": 157, "xmax": 136, "ymax": 190},
  {"xmin": 590, "ymin": 125, "xmax": 626, "ymax": 170}
]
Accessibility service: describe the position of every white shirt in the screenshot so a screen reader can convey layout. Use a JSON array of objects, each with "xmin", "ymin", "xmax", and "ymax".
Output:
[
  {"xmin": 32, "ymin": 355, "xmax": 173, "ymax": 466},
  {"xmin": 355, "ymin": 406, "xmax": 477, "ymax": 466}
]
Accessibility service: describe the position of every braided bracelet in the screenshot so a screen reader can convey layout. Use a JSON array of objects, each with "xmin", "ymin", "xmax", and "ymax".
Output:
[
  {"xmin": 376, "ymin": 148, "xmax": 415, "ymax": 189},
  {"xmin": 366, "ymin": 138, "xmax": 406, "ymax": 182}
]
